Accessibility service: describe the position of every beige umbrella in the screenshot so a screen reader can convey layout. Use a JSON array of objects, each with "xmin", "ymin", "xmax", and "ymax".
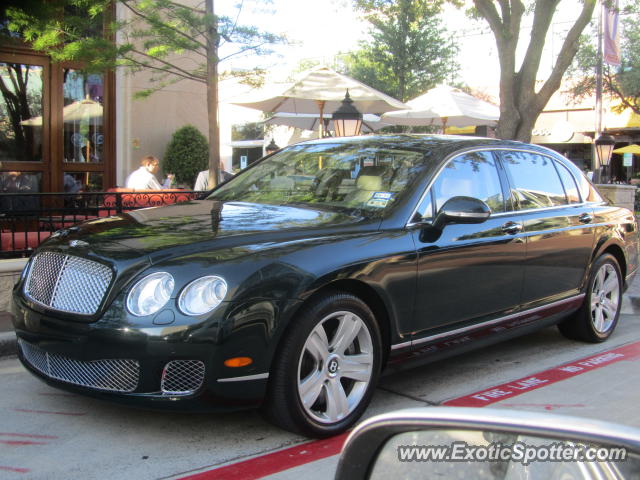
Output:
[
  {"xmin": 233, "ymin": 66, "xmax": 407, "ymax": 137},
  {"xmin": 381, "ymin": 85, "xmax": 499, "ymax": 132}
]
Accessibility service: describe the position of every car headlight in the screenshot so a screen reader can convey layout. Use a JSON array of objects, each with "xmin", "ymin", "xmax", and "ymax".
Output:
[
  {"xmin": 127, "ymin": 272, "xmax": 175, "ymax": 317},
  {"xmin": 178, "ymin": 276, "xmax": 227, "ymax": 316}
]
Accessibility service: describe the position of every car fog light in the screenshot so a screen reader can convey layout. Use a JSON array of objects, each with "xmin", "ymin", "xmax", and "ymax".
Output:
[
  {"xmin": 127, "ymin": 272, "xmax": 174, "ymax": 317},
  {"xmin": 178, "ymin": 276, "xmax": 227, "ymax": 316}
]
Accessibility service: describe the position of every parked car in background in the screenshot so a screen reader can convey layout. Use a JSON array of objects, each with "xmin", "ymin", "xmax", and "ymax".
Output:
[{"xmin": 11, "ymin": 135, "xmax": 638, "ymax": 437}]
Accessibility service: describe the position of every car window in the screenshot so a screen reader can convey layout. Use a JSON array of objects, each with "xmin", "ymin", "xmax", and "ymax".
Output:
[
  {"xmin": 576, "ymin": 172, "xmax": 604, "ymax": 203},
  {"xmin": 430, "ymin": 151, "xmax": 505, "ymax": 215},
  {"xmin": 501, "ymin": 151, "xmax": 567, "ymax": 209},
  {"xmin": 554, "ymin": 160, "xmax": 581, "ymax": 203},
  {"xmin": 209, "ymin": 142, "xmax": 431, "ymax": 218}
]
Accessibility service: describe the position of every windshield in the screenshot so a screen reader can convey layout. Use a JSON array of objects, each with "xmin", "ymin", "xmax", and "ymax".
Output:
[{"xmin": 209, "ymin": 142, "xmax": 430, "ymax": 217}]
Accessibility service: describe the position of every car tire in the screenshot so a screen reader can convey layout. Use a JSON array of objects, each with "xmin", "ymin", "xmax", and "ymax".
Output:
[
  {"xmin": 263, "ymin": 291, "xmax": 382, "ymax": 438},
  {"xmin": 558, "ymin": 254, "xmax": 623, "ymax": 343}
]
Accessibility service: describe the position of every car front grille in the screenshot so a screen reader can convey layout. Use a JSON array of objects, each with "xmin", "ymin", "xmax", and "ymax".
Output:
[
  {"xmin": 24, "ymin": 251, "xmax": 113, "ymax": 315},
  {"xmin": 19, "ymin": 340, "xmax": 139, "ymax": 393},
  {"xmin": 161, "ymin": 360, "xmax": 206, "ymax": 395}
]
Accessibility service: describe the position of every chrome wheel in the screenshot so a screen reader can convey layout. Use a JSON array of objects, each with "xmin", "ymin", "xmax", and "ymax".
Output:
[
  {"xmin": 297, "ymin": 311, "xmax": 374, "ymax": 424},
  {"xmin": 590, "ymin": 263, "xmax": 620, "ymax": 334}
]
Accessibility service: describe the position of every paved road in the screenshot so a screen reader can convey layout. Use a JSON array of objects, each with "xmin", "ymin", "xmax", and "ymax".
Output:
[{"xmin": 1, "ymin": 308, "xmax": 639, "ymax": 480}]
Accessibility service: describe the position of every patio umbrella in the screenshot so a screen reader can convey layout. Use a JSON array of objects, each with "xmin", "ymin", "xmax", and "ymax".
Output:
[
  {"xmin": 265, "ymin": 112, "xmax": 389, "ymax": 133},
  {"xmin": 381, "ymin": 85, "xmax": 499, "ymax": 132},
  {"xmin": 233, "ymin": 66, "xmax": 407, "ymax": 137},
  {"xmin": 612, "ymin": 144, "xmax": 640, "ymax": 155}
]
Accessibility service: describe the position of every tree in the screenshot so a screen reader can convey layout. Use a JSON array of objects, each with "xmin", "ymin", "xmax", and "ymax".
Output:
[
  {"xmin": 6, "ymin": 0, "xmax": 284, "ymax": 187},
  {"xmin": 568, "ymin": 4, "xmax": 640, "ymax": 115},
  {"xmin": 342, "ymin": 0, "xmax": 458, "ymax": 102},
  {"xmin": 469, "ymin": 0, "xmax": 597, "ymax": 141}
]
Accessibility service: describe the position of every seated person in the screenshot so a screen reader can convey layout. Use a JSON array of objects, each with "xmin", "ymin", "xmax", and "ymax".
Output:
[
  {"xmin": 126, "ymin": 155, "xmax": 174, "ymax": 190},
  {"xmin": 194, "ymin": 168, "xmax": 233, "ymax": 190}
]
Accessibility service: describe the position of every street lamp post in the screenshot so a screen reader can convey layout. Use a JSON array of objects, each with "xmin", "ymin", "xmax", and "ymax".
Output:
[
  {"xmin": 595, "ymin": 133, "xmax": 616, "ymax": 183},
  {"xmin": 332, "ymin": 90, "xmax": 363, "ymax": 137}
]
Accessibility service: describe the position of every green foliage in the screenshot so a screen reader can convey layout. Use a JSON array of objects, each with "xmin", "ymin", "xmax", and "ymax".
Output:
[
  {"xmin": 568, "ymin": 4, "xmax": 640, "ymax": 115},
  {"xmin": 341, "ymin": 0, "xmax": 459, "ymax": 102},
  {"xmin": 5, "ymin": 0, "xmax": 286, "ymax": 93},
  {"xmin": 232, "ymin": 123, "xmax": 264, "ymax": 141},
  {"xmin": 163, "ymin": 125, "xmax": 209, "ymax": 186}
]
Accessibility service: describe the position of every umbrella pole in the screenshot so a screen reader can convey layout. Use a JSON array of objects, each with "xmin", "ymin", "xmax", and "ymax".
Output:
[
  {"xmin": 317, "ymin": 100, "xmax": 325, "ymax": 138},
  {"xmin": 442, "ymin": 117, "xmax": 448, "ymax": 135}
]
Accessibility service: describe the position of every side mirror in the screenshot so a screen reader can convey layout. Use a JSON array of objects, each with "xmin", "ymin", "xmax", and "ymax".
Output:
[
  {"xmin": 433, "ymin": 196, "xmax": 491, "ymax": 230},
  {"xmin": 335, "ymin": 407, "xmax": 640, "ymax": 480}
]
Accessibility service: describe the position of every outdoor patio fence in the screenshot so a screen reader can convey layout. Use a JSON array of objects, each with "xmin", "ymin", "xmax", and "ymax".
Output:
[{"xmin": 0, "ymin": 190, "xmax": 204, "ymax": 259}]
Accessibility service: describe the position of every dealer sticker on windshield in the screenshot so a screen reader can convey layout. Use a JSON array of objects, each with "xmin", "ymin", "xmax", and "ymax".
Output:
[{"xmin": 366, "ymin": 191, "xmax": 394, "ymax": 208}]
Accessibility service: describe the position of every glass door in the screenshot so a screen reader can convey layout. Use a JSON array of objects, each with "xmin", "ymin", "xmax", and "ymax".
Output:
[{"xmin": 0, "ymin": 55, "xmax": 49, "ymax": 196}]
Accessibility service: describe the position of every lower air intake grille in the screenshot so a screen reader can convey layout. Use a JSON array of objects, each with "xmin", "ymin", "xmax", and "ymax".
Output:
[
  {"xmin": 19, "ymin": 340, "xmax": 139, "ymax": 393},
  {"xmin": 161, "ymin": 360, "xmax": 205, "ymax": 395}
]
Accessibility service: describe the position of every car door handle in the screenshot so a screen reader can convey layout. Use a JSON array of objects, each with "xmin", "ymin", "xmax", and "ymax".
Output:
[
  {"xmin": 579, "ymin": 213, "xmax": 593, "ymax": 224},
  {"xmin": 501, "ymin": 222, "xmax": 523, "ymax": 235}
]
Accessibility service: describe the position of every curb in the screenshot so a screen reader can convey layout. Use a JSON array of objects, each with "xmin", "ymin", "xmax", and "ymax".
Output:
[{"xmin": 0, "ymin": 331, "xmax": 17, "ymax": 358}]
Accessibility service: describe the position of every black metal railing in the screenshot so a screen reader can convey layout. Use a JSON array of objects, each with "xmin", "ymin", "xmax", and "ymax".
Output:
[{"xmin": 0, "ymin": 190, "xmax": 204, "ymax": 259}]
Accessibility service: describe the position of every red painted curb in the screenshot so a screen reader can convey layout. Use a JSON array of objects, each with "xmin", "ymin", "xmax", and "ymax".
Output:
[
  {"xmin": 444, "ymin": 341, "xmax": 640, "ymax": 407},
  {"xmin": 179, "ymin": 432, "xmax": 349, "ymax": 480}
]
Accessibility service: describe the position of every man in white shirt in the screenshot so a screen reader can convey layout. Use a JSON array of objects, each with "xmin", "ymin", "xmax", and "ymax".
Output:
[
  {"xmin": 194, "ymin": 168, "xmax": 233, "ymax": 190},
  {"xmin": 126, "ymin": 156, "xmax": 174, "ymax": 190}
]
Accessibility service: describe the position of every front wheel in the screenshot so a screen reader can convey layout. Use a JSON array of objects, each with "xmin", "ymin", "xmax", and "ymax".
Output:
[
  {"xmin": 263, "ymin": 292, "xmax": 382, "ymax": 437},
  {"xmin": 558, "ymin": 254, "xmax": 623, "ymax": 343}
]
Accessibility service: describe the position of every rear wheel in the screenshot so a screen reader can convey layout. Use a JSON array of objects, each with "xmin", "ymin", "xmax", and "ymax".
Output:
[
  {"xmin": 558, "ymin": 254, "xmax": 622, "ymax": 343},
  {"xmin": 263, "ymin": 292, "xmax": 382, "ymax": 437}
]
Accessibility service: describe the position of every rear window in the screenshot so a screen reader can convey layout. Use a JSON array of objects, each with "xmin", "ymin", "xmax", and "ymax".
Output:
[{"xmin": 554, "ymin": 161, "xmax": 581, "ymax": 204}]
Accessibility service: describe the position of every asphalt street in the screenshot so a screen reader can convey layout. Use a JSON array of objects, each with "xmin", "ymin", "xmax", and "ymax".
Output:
[{"xmin": 1, "ymin": 303, "xmax": 639, "ymax": 479}]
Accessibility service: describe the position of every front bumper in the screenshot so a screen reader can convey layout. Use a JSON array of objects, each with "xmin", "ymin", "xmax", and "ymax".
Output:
[{"xmin": 11, "ymin": 292, "xmax": 278, "ymax": 411}]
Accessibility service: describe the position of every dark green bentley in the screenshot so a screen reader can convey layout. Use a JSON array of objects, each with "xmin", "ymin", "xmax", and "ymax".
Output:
[{"xmin": 12, "ymin": 135, "xmax": 639, "ymax": 437}]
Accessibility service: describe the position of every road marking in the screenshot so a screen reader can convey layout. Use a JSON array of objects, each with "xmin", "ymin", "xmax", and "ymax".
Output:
[
  {"xmin": 178, "ymin": 433, "xmax": 349, "ymax": 480},
  {"xmin": 443, "ymin": 341, "xmax": 640, "ymax": 407},
  {"xmin": 14, "ymin": 408, "xmax": 86, "ymax": 416},
  {"xmin": 0, "ymin": 440, "xmax": 48, "ymax": 446},
  {"xmin": 0, "ymin": 466, "xmax": 30, "ymax": 474},
  {"xmin": 175, "ymin": 340, "xmax": 640, "ymax": 480}
]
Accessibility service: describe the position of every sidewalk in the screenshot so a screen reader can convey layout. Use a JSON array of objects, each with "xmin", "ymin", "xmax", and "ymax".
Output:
[{"xmin": 1, "ymin": 272, "xmax": 640, "ymax": 359}]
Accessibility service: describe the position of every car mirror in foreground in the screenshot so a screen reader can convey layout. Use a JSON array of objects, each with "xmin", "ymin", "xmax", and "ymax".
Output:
[
  {"xmin": 334, "ymin": 407, "xmax": 640, "ymax": 480},
  {"xmin": 433, "ymin": 196, "xmax": 491, "ymax": 230}
]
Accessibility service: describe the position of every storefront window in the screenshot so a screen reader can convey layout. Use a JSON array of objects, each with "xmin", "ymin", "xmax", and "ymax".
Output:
[
  {"xmin": 63, "ymin": 70, "xmax": 104, "ymax": 163},
  {"xmin": 0, "ymin": 171, "xmax": 41, "ymax": 211},
  {"xmin": 0, "ymin": 63, "xmax": 44, "ymax": 163}
]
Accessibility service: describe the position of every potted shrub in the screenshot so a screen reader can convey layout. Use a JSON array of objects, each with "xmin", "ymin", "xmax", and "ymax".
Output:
[{"xmin": 163, "ymin": 125, "xmax": 209, "ymax": 188}]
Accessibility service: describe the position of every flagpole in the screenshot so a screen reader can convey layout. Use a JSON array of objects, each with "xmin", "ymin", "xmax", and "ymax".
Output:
[{"xmin": 594, "ymin": 0, "xmax": 604, "ymax": 183}]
